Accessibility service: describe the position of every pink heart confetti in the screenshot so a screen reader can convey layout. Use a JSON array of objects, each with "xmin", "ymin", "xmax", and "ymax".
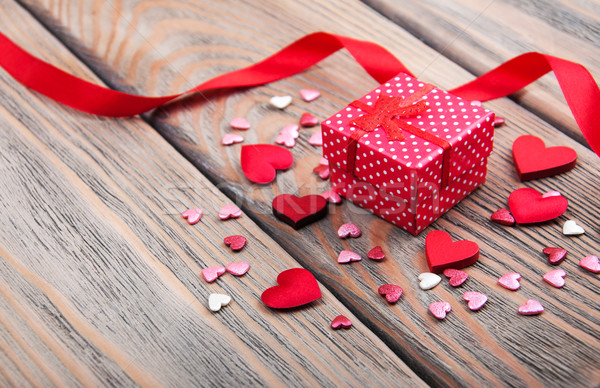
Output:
[
  {"xmin": 225, "ymin": 261, "xmax": 250, "ymax": 276},
  {"xmin": 471, "ymin": 100, "xmax": 482, "ymax": 107},
  {"xmin": 275, "ymin": 124, "xmax": 299, "ymax": 148},
  {"xmin": 300, "ymin": 112, "xmax": 319, "ymax": 127},
  {"xmin": 490, "ymin": 209, "xmax": 515, "ymax": 226},
  {"xmin": 367, "ymin": 246, "xmax": 385, "ymax": 261},
  {"xmin": 337, "ymin": 250, "xmax": 361, "ymax": 264},
  {"xmin": 221, "ymin": 133, "xmax": 244, "ymax": 146},
  {"xmin": 542, "ymin": 247, "xmax": 567, "ymax": 265},
  {"xmin": 321, "ymin": 190, "xmax": 342, "ymax": 204},
  {"xmin": 218, "ymin": 204, "xmax": 242, "ymax": 220},
  {"xmin": 319, "ymin": 157, "xmax": 329, "ymax": 166},
  {"xmin": 331, "ymin": 315, "xmax": 352, "ymax": 330},
  {"xmin": 224, "ymin": 235, "xmax": 247, "ymax": 251},
  {"xmin": 443, "ymin": 268, "xmax": 469, "ymax": 287},
  {"xmin": 579, "ymin": 255, "xmax": 600, "ymax": 274},
  {"xmin": 337, "ymin": 223, "xmax": 361, "ymax": 238},
  {"xmin": 543, "ymin": 268, "xmax": 566, "ymax": 288},
  {"xmin": 518, "ymin": 299, "xmax": 544, "ymax": 315},
  {"xmin": 201, "ymin": 266, "xmax": 225, "ymax": 283},
  {"xmin": 313, "ymin": 165, "xmax": 330, "ymax": 179},
  {"xmin": 463, "ymin": 291, "xmax": 488, "ymax": 311},
  {"xmin": 308, "ymin": 131, "xmax": 323, "ymax": 146},
  {"xmin": 378, "ymin": 284, "xmax": 402, "ymax": 303},
  {"xmin": 542, "ymin": 190, "xmax": 562, "ymax": 198},
  {"xmin": 181, "ymin": 208, "xmax": 203, "ymax": 224},
  {"xmin": 229, "ymin": 117, "xmax": 251, "ymax": 130},
  {"xmin": 429, "ymin": 301, "xmax": 452, "ymax": 320},
  {"xmin": 493, "ymin": 116, "xmax": 505, "ymax": 126},
  {"xmin": 280, "ymin": 124, "xmax": 300, "ymax": 136},
  {"xmin": 498, "ymin": 272, "xmax": 521, "ymax": 290},
  {"xmin": 300, "ymin": 88, "xmax": 320, "ymax": 102}
]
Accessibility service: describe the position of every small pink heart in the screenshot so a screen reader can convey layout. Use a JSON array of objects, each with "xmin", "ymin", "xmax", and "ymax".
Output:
[
  {"xmin": 218, "ymin": 205, "xmax": 242, "ymax": 220},
  {"xmin": 543, "ymin": 268, "xmax": 566, "ymax": 288},
  {"xmin": 229, "ymin": 117, "xmax": 251, "ymax": 130},
  {"xmin": 224, "ymin": 235, "xmax": 247, "ymax": 251},
  {"xmin": 498, "ymin": 272, "xmax": 521, "ymax": 290},
  {"xmin": 321, "ymin": 190, "xmax": 341, "ymax": 204},
  {"xmin": 463, "ymin": 291, "xmax": 487, "ymax": 311},
  {"xmin": 471, "ymin": 100, "xmax": 482, "ymax": 107},
  {"xmin": 331, "ymin": 315, "xmax": 352, "ymax": 329},
  {"xmin": 367, "ymin": 246, "xmax": 385, "ymax": 261},
  {"xmin": 226, "ymin": 261, "xmax": 250, "ymax": 276},
  {"xmin": 275, "ymin": 133, "xmax": 297, "ymax": 148},
  {"xmin": 181, "ymin": 208, "xmax": 203, "ymax": 224},
  {"xmin": 337, "ymin": 250, "xmax": 361, "ymax": 264},
  {"xmin": 221, "ymin": 133, "xmax": 244, "ymax": 146},
  {"xmin": 542, "ymin": 247, "xmax": 567, "ymax": 265},
  {"xmin": 201, "ymin": 266, "xmax": 225, "ymax": 283},
  {"xmin": 378, "ymin": 284, "xmax": 402, "ymax": 303},
  {"xmin": 300, "ymin": 88, "xmax": 320, "ymax": 102},
  {"xmin": 518, "ymin": 299, "xmax": 544, "ymax": 315},
  {"xmin": 443, "ymin": 269, "xmax": 469, "ymax": 287},
  {"xmin": 493, "ymin": 116, "xmax": 505, "ymax": 126},
  {"xmin": 337, "ymin": 223, "xmax": 361, "ymax": 238},
  {"xmin": 300, "ymin": 112, "xmax": 319, "ymax": 127},
  {"xmin": 490, "ymin": 209, "xmax": 515, "ymax": 226},
  {"xmin": 280, "ymin": 124, "xmax": 299, "ymax": 135},
  {"xmin": 308, "ymin": 131, "xmax": 323, "ymax": 146},
  {"xmin": 579, "ymin": 255, "xmax": 600, "ymax": 274},
  {"xmin": 429, "ymin": 301, "xmax": 452, "ymax": 319},
  {"xmin": 313, "ymin": 165, "xmax": 329, "ymax": 179},
  {"xmin": 319, "ymin": 157, "xmax": 329, "ymax": 166}
]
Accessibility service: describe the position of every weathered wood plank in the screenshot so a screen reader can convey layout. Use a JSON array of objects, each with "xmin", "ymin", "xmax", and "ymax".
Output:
[
  {"xmin": 0, "ymin": 2, "xmax": 426, "ymax": 386},
  {"xmin": 10, "ymin": 0, "xmax": 600, "ymax": 386}
]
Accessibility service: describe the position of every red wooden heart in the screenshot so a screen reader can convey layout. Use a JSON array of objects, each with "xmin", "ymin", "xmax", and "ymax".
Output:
[
  {"xmin": 241, "ymin": 144, "xmax": 293, "ymax": 184},
  {"xmin": 261, "ymin": 268, "xmax": 321, "ymax": 308},
  {"xmin": 508, "ymin": 188, "xmax": 568, "ymax": 224},
  {"xmin": 272, "ymin": 194, "xmax": 328, "ymax": 229},
  {"xmin": 425, "ymin": 230, "xmax": 479, "ymax": 273},
  {"xmin": 512, "ymin": 135, "xmax": 577, "ymax": 181}
]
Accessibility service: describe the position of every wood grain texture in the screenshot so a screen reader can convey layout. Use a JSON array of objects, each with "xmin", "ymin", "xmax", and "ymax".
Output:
[
  {"xmin": 10, "ymin": 0, "xmax": 600, "ymax": 386},
  {"xmin": 0, "ymin": 2, "xmax": 426, "ymax": 386},
  {"xmin": 362, "ymin": 0, "xmax": 600, "ymax": 146}
]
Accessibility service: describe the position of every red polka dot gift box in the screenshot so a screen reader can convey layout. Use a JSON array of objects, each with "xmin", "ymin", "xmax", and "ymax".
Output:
[{"xmin": 322, "ymin": 73, "xmax": 495, "ymax": 235}]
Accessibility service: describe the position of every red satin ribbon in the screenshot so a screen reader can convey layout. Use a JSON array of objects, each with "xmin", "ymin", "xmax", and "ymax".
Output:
[{"xmin": 0, "ymin": 31, "xmax": 598, "ymax": 157}]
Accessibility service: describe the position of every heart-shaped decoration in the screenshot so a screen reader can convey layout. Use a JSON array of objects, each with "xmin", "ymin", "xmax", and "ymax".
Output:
[
  {"xmin": 224, "ymin": 235, "xmax": 247, "ymax": 251},
  {"xmin": 229, "ymin": 117, "xmax": 251, "ymax": 130},
  {"xmin": 321, "ymin": 190, "xmax": 342, "ymax": 204},
  {"xmin": 498, "ymin": 272, "xmax": 521, "ymax": 290},
  {"xmin": 508, "ymin": 188, "xmax": 568, "ymax": 224},
  {"xmin": 272, "ymin": 194, "xmax": 328, "ymax": 229},
  {"xmin": 269, "ymin": 95, "xmax": 292, "ymax": 109},
  {"xmin": 443, "ymin": 269, "xmax": 469, "ymax": 287},
  {"xmin": 313, "ymin": 165, "xmax": 330, "ymax": 179},
  {"xmin": 241, "ymin": 144, "xmax": 293, "ymax": 184},
  {"xmin": 518, "ymin": 299, "xmax": 544, "ymax": 315},
  {"xmin": 261, "ymin": 268, "xmax": 321, "ymax": 308},
  {"xmin": 490, "ymin": 209, "xmax": 515, "ymax": 226},
  {"xmin": 542, "ymin": 247, "xmax": 567, "ymax": 265},
  {"xmin": 275, "ymin": 132, "xmax": 297, "ymax": 148},
  {"xmin": 181, "ymin": 208, "xmax": 203, "ymax": 225},
  {"xmin": 308, "ymin": 131, "xmax": 323, "ymax": 146},
  {"xmin": 280, "ymin": 124, "xmax": 300, "ymax": 135},
  {"xmin": 471, "ymin": 100, "xmax": 482, "ymax": 107},
  {"xmin": 337, "ymin": 223, "xmax": 361, "ymax": 238},
  {"xmin": 300, "ymin": 88, "xmax": 321, "ymax": 102},
  {"xmin": 542, "ymin": 190, "xmax": 562, "ymax": 198},
  {"xmin": 579, "ymin": 255, "xmax": 600, "ymax": 274},
  {"xmin": 367, "ymin": 246, "xmax": 385, "ymax": 261},
  {"xmin": 425, "ymin": 230, "xmax": 479, "ymax": 273},
  {"xmin": 463, "ymin": 291, "xmax": 488, "ymax": 311},
  {"xmin": 563, "ymin": 220, "xmax": 585, "ymax": 235},
  {"xmin": 300, "ymin": 112, "xmax": 319, "ymax": 127},
  {"xmin": 512, "ymin": 135, "xmax": 577, "ymax": 181},
  {"xmin": 331, "ymin": 315, "xmax": 352, "ymax": 329},
  {"xmin": 337, "ymin": 250, "xmax": 362, "ymax": 264},
  {"xmin": 226, "ymin": 261, "xmax": 250, "ymax": 276},
  {"xmin": 201, "ymin": 266, "xmax": 226, "ymax": 283},
  {"xmin": 218, "ymin": 204, "xmax": 242, "ymax": 220},
  {"xmin": 378, "ymin": 284, "xmax": 403, "ymax": 303},
  {"xmin": 429, "ymin": 301, "xmax": 452, "ymax": 320},
  {"xmin": 493, "ymin": 116, "xmax": 505, "ymax": 126},
  {"xmin": 319, "ymin": 157, "xmax": 329, "ymax": 166},
  {"xmin": 221, "ymin": 133, "xmax": 244, "ymax": 146},
  {"xmin": 418, "ymin": 272, "xmax": 441, "ymax": 290},
  {"xmin": 208, "ymin": 293, "xmax": 231, "ymax": 312},
  {"xmin": 543, "ymin": 268, "xmax": 566, "ymax": 288}
]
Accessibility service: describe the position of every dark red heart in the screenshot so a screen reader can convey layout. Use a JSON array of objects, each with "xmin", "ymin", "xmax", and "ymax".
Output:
[
  {"xmin": 378, "ymin": 284, "xmax": 403, "ymax": 303},
  {"xmin": 241, "ymin": 144, "xmax": 293, "ymax": 184},
  {"xmin": 331, "ymin": 315, "xmax": 352, "ymax": 329},
  {"xmin": 224, "ymin": 235, "xmax": 247, "ymax": 251},
  {"xmin": 508, "ymin": 188, "xmax": 568, "ymax": 224},
  {"xmin": 512, "ymin": 135, "xmax": 577, "ymax": 181},
  {"xmin": 272, "ymin": 194, "xmax": 328, "ymax": 229},
  {"xmin": 543, "ymin": 247, "xmax": 567, "ymax": 265},
  {"xmin": 425, "ymin": 230, "xmax": 479, "ymax": 273},
  {"xmin": 261, "ymin": 268, "xmax": 321, "ymax": 308}
]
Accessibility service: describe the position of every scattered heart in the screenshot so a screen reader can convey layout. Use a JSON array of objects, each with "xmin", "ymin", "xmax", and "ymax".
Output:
[
  {"xmin": 471, "ymin": 100, "xmax": 482, "ymax": 107},
  {"xmin": 272, "ymin": 194, "xmax": 328, "ymax": 229},
  {"xmin": 201, "ymin": 266, "xmax": 226, "ymax": 283},
  {"xmin": 367, "ymin": 246, "xmax": 385, "ymax": 261},
  {"xmin": 579, "ymin": 255, "xmax": 600, "ymax": 274},
  {"xmin": 563, "ymin": 220, "xmax": 585, "ymax": 236},
  {"xmin": 181, "ymin": 208, "xmax": 203, "ymax": 225},
  {"xmin": 221, "ymin": 133, "xmax": 244, "ymax": 146},
  {"xmin": 542, "ymin": 190, "xmax": 561, "ymax": 198},
  {"xmin": 331, "ymin": 315, "xmax": 352, "ymax": 330},
  {"xmin": 543, "ymin": 268, "xmax": 566, "ymax": 288},
  {"xmin": 512, "ymin": 135, "xmax": 577, "ymax": 181},
  {"xmin": 429, "ymin": 301, "xmax": 452, "ymax": 320},
  {"xmin": 308, "ymin": 131, "xmax": 323, "ymax": 146},
  {"xmin": 300, "ymin": 112, "xmax": 319, "ymax": 127},
  {"xmin": 418, "ymin": 272, "xmax": 441, "ymax": 290},
  {"xmin": 313, "ymin": 165, "xmax": 330, "ymax": 179},
  {"xmin": 518, "ymin": 299, "xmax": 544, "ymax": 315},
  {"xmin": 218, "ymin": 204, "xmax": 242, "ymax": 220},
  {"xmin": 337, "ymin": 250, "xmax": 362, "ymax": 264},
  {"xmin": 224, "ymin": 235, "xmax": 247, "ymax": 251},
  {"xmin": 490, "ymin": 208, "xmax": 515, "ymax": 226},
  {"xmin": 508, "ymin": 187, "xmax": 568, "ymax": 224},
  {"xmin": 229, "ymin": 117, "xmax": 251, "ymax": 130},
  {"xmin": 498, "ymin": 272, "xmax": 521, "ymax": 290},
  {"xmin": 225, "ymin": 261, "xmax": 250, "ymax": 276},
  {"xmin": 241, "ymin": 144, "xmax": 293, "ymax": 184},
  {"xmin": 337, "ymin": 223, "xmax": 361, "ymax": 238},
  {"xmin": 321, "ymin": 190, "xmax": 342, "ymax": 204},
  {"xmin": 493, "ymin": 116, "xmax": 505, "ymax": 126},
  {"xmin": 542, "ymin": 247, "xmax": 567, "ymax": 265},
  {"xmin": 269, "ymin": 95, "xmax": 292, "ymax": 109},
  {"xmin": 208, "ymin": 293, "xmax": 231, "ymax": 312},
  {"xmin": 463, "ymin": 291, "xmax": 488, "ymax": 311},
  {"xmin": 275, "ymin": 124, "xmax": 300, "ymax": 148},
  {"xmin": 378, "ymin": 284, "xmax": 402, "ymax": 303},
  {"xmin": 299, "ymin": 88, "xmax": 320, "ymax": 102},
  {"xmin": 443, "ymin": 269, "xmax": 469, "ymax": 287},
  {"xmin": 319, "ymin": 157, "xmax": 329, "ymax": 166},
  {"xmin": 261, "ymin": 268, "xmax": 321, "ymax": 308},
  {"xmin": 425, "ymin": 230, "xmax": 479, "ymax": 273}
]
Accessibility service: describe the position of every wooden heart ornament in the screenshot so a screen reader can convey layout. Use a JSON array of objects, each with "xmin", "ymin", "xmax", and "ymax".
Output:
[
  {"xmin": 261, "ymin": 268, "xmax": 321, "ymax": 309},
  {"xmin": 425, "ymin": 230, "xmax": 479, "ymax": 273},
  {"xmin": 241, "ymin": 144, "xmax": 293, "ymax": 184},
  {"xmin": 272, "ymin": 194, "xmax": 328, "ymax": 229},
  {"xmin": 508, "ymin": 188, "xmax": 568, "ymax": 224},
  {"xmin": 512, "ymin": 135, "xmax": 577, "ymax": 181}
]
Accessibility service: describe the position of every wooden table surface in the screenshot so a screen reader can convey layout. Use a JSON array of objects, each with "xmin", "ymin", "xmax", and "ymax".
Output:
[{"xmin": 1, "ymin": 0, "xmax": 599, "ymax": 386}]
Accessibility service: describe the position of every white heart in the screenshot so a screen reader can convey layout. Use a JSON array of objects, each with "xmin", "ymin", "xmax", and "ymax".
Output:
[
  {"xmin": 208, "ymin": 293, "xmax": 231, "ymax": 312},
  {"xmin": 563, "ymin": 220, "xmax": 585, "ymax": 235},
  {"xmin": 269, "ymin": 95, "xmax": 292, "ymax": 109},
  {"xmin": 418, "ymin": 272, "xmax": 441, "ymax": 290}
]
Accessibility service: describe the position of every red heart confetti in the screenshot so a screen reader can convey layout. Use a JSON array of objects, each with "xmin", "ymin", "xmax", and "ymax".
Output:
[
  {"xmin": 337, "ymin": 250, "xmax": 362, "ymax": 264},
  {"xmin": 337, "ymin": 223, "xmax": 361, "ymax": 238},
  {"xmin": 261, "ymin": 268, "xmax": 321, "ymax": 309},
  {"xmin": 299, "ymin": 88, "xmax": 320, "ymax": 102},
  {"xmin": 225, "ymin": 261, "xmax": 250, "ymax": 276},
  {"xmin": 425, "ymin": 230, "xmax": 479, "ymax": 273},
  {"xmin": 579, "ymin": 255, "xmax": 600, "ymax": 274},
  {"xmin": 378, "ymin": 284, "xmax": 403, "ymax": 303},
  {"xmin": 313, "ymin": 165, "xmax": 330, "ymax": 179},
  {"xmin": 321, "ymin": 190, "xmax": 342, "ymax": 204},
  {"xmin": 463, "ymin": 291, "xmax": 488, "ymax": 311},
  {"xmin": 518, "ymin": 299, "xmax": 544, "ymax": 315},
  {"xmin": 272, "ymin": 194, "xmax": 328, "ymax": 229},
  {"xmin": 229, "ymin": 117, "xmax": 251, "ymax": 130},
  {"xmin": 331, "ymin": 315, "xmax": 352, "ymax": 330},
  {"xmin": 367, "ymin": 246, "xmax": 385, "ymax": 261},
  {"xmin": 493, "ymin": 116, "xmax": 505, "ymax": 126},
  {"xmin": 218, "ymin": 204, "xmax": 242, "ymax": 220},
  {"xmin": 512, "ymin": 135, "xmax": 577, "ymax": 181},
  {"xmin": 429, "ymin": 301, "xmax": 452, "ymax": 320},
  {"xmin": 308, "ymin": 131, "xmax": 323, "ymax": 146},
  {"xmin": 221, "ymin": 133, "xmax": 244, "ymax": 146},
  {"xmin": 201, "ymin": 266, "xmax": 226, "ymax": 283},
  {"xmin": 543, "ymin": 247, "xmax": 567, "ymax": 265},
  {"xmin": 300, "ymin": 112, "xmax": 319, "ymax": 127},
  {"xmin": 508, "ymin": 188, "xmax": 568, "ymax": 224},
  {"xmin": 224, "ymin": 235, "xmax": 247, "ymax": 251},
  {"xmin": 241, "ymin": 144, "xmax": 293, "ymax": 184},
  {"xmin": 490, "ymin": 208, "xmax": 515, "ymax": 226},
  {"xmin": 443, "ymin": 269, "xmax": 469, "ymax": 287},
  {"xmin": 498, "ymin": 272, "xmax": 521, "ymax": 290},
  {"xmin": 543, "ymin": 268, "xmax": 566, "ymax": 288},
  {"xmin": 181, "ymin": 208, "xmax": 203, "ymax": 225}
]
